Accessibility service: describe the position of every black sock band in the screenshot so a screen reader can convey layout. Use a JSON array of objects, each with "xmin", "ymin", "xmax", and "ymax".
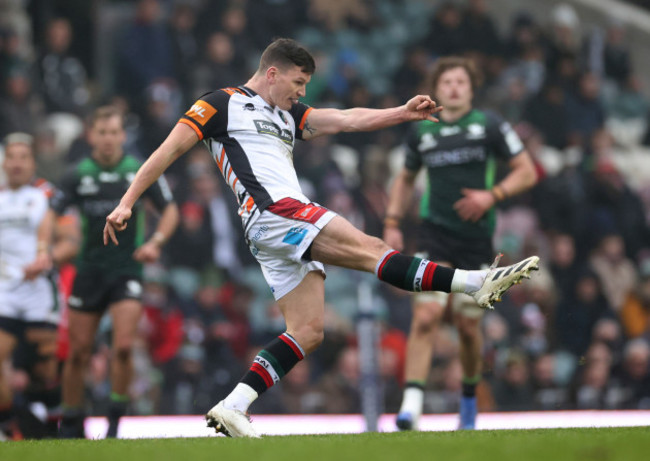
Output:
[
  {"xmin": 241, "ymin": 333, "xmax": 305, "ymax": 395},
  {"xmin": 405, "ymin": 381, "xmax": 425, "ymax": 391},
  {"xmin": 462, "ymin": 381, "xmax": 477, "ymax": 398},
  {"xmin": 376, "ymin": 251, "xmax": 454, "ymax": 292}
]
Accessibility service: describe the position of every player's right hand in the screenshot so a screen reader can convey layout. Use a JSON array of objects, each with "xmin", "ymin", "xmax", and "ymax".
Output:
[
  {"xmin": 104, "ymin": 204, "xmax": 132, "ymax": 246},
  {"xmin": 383, "ymin": 227, "xmax": 404, "ymax": 251},
  {"xmin": 23, "ymin": 253, "xmax": 53, "ymax": 280}
]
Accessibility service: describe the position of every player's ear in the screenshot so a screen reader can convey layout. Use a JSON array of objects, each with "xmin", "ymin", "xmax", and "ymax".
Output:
[{"xmin": 266, "ymin": 66, "xmax": 278, "ymax": 83}]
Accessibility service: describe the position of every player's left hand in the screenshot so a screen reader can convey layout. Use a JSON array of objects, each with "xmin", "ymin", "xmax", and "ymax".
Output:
[
  {"xmin": 404, "ymin": 95, "xmax": 443, "ymax": 122},
  {"xmin": 104, "ymin": 204, "xmax": 132, "ymax": 246},
  {"xmin": 453, "ymin": 188, "xmax": 495, "ymax": 222},
  {"xmin": 23, "ymin": 253, "xmax": 52, "ymax": 280},
  {"xmin": 133, "ymin": 241, "xmax": 161, "ymax": 263}
]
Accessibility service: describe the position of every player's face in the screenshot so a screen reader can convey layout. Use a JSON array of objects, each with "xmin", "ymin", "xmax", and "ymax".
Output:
[
  {"xmin": 269, "ymin": 65, "xmax": 311, "ymax": 111},
  {"xmin": 434, "ymin": 66, "xmax": 473, "ymax": 112},
  {"xmin": 3, "ymin": 143, "xmax": 35, "ymax": 189},
  {"xmin": 89, "ymin": 115, "xmax": 126, "ymax": 165}
]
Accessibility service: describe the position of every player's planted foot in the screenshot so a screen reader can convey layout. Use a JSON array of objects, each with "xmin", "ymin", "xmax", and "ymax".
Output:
[
  {"xmin": 470, "ymin": 254, "xmax": 540, "ymax": 309},
  {"xmin": 205, "ymin": 401, "xmax": 260, "ymax": 438},
  {"xmin": 58, "ymin": 408, "xmax": 85, "ymax": 439},
  {"xmin": 106, "ymin": 400, "xmax": 128, "ymax": 438},
  {"xmin": 458, "ymin": 396, "xmax": 477, "ymax": 430},
  {"xmin": 396, "ymin": 412, "xmax": 419, "ymax": 431}
]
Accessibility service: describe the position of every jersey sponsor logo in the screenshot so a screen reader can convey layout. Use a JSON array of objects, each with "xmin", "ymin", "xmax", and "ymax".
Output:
[
  {"xmin": 185, "ymin": 100, "xmax": 217, "ymax": 126},
  {"xmin": 292, "ymin": 205, "xmax": 318, "ymax": 221},
  {"xmin": 253, "ymin": 120, "xmax": 294, "ymax": 145},
  {"xmin": 423, "ymin": 146, "xmax": 486, "ymax": 167},
  {"xmin": 68, "ymin": 295, "xmax": 82, "ymax": 308},
  {"xmin": 251, "ymin": 225, "xmax": 269, "ymax": 242},
  {"xmin": 77, "ymin": 176, "xmax": 99, "ymax": 195},
  {"xmin": 466, "ymin": 123, "xmax": 486, "ymax": 140},
  {"xmin": 81, "ymin": 199, "xmax": 121, "ymax": 216},
  {"xmin": 99, "ymin": 171, "xmax": 120, "ymax": 183},
  {"xmin": 0, "ymin": 214, "xmax": 30, "ymax": 227},
  {"xmin": 282, "ymin": 227, "xmax": 307, "ymax": 246},
  {"xmin": 440, "ymin": 126, "xmax": 462, "ymax": 137},
  {"xmin": 125, "ymin": 280, "xmax": 143, "ymax": 298},
  {"xmin": 418, "ymin": 132, "xmax": 438, "ymax": 151},
  {"xmin": 243, "ymin": 103, "xmax": 256, "ymax": 111}
]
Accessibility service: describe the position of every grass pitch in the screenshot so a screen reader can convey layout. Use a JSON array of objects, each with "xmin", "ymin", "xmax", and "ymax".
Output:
[{"xmin": 2, "ymin": 427, "xmax": 649, "ymax": 461}]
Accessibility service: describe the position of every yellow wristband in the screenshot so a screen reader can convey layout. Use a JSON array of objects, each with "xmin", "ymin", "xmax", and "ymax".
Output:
[
  {"xmin": 491, "ymin": 185, "xmax": 506, "ymax": 202},
  {"xmin": 384, "ymin": 217, "xmax": 401, "ymax": 228}
]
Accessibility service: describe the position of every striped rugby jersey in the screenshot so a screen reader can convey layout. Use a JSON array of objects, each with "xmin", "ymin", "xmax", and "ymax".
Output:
[
  {"xmin": 178, "ymin": 86, "xmax": 312, "ymax": 229},
  {"xmin": 0, "ymin": 183, "xmax": 49, "ymax": 286}
]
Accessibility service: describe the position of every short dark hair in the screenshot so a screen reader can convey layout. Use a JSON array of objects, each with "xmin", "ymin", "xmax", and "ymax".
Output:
[
  {"xmin": 90, "ymin": 105, "xmax": 124, "ymax": 128},
  {"xmin": 258, "ymin": 38, "xmax": 315, "ymax": 74},
  {"xmin": 3, "ymin": 132, "xmax": 34, "ymax": 151},
  {"xmin": 428, "ymin": 56, "xmax": 483, "ymax": 95}
]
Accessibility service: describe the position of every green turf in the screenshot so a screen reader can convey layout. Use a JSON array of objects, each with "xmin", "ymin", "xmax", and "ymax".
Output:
[{"xmin": 2, "ymin": 427, "xmax": 649, "ymax": 461}]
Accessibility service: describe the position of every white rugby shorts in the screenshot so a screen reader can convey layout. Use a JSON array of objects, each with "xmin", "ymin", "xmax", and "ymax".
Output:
[
  {"xmin": 246, "ymin": 198, "xmax": 337, "ymax": 300},
  {"xmin": 0, "ymin": 275, "xmax": 60, "ymax": 324}
]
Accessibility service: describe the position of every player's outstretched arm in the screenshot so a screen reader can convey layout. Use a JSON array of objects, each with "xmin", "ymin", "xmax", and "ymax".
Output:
[
  {"xmin": 301, "ymin": 95, "xmax": 443, "ymax": 140},
  {"xmin": 104, "ymin": 123, "xmax": 198, "ymax": 246}
]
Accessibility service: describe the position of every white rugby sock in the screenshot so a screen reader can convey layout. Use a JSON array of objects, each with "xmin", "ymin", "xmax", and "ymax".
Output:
[
  {"xmin": 400, "ymin": 387, "xmax": 424, "ymax": 416},
  {"xmin": 223, "ymin": 383, "xmax": 258, "ymax": 413},
  {"xmin": 451, "ymin": 269, "xmax": 487, "ymax": 295}
]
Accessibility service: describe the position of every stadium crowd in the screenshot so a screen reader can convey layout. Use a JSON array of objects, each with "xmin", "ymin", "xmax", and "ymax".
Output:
[{"xmin": 1, "ymin": 0, "xmax": 650, "ymax": 426}]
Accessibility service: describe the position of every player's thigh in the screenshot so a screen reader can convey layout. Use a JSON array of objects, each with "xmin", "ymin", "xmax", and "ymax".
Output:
[
  {"xmin": 24, "ymin": 325, "xmax": 58, "ymax": 352},
  {"xmin": 0, "ymin": 326, "xmax": 18, "ymax": 361},
  {"xmin": 109, "ymin": 298, "xmax": 143, "ymax": 349},
  {"xmin": 310, "ymin": 216, "xmax": 390, "ymax": 272},
  {"xmin": 106, "ymin": 275, "xmax": 144, "ymax": 346},
  {"xmin": 24, "ymin": 324, "xmax": 59, "ymax": 380},
  {"xmin": 411, "ymin": 296, "xmax": 448, "ymax": 328},
  {"xmin": 452, "ymin": 294, "xmax": 484, "ymax": 339},
  {"xmin": 67, "ymin": 309, "xmax": 102, "ymax": 351}
]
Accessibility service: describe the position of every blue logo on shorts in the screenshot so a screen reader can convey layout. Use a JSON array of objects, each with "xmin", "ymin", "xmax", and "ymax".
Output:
[{"xmin": 283, "ymin": 227, "xmax": 308, "ymax": 245}]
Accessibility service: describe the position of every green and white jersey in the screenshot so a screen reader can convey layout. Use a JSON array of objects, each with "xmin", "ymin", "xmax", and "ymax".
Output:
[
  {"xmin": 404, "ymin": 109, "xmax": 523, "ymax": 239},
  {"xmin": 51, "ymin": 155, "xmax": 173, "ymax": 277}
]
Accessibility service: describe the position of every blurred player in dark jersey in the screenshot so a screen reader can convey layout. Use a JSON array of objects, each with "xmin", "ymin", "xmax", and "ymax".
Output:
[
  {"xmin": 385, "ymin": 57, "xmax": 537, "ymax": 431},
  {"xmin": 52, "ymin": 107, "xmax": 179, "ymax": 438}
]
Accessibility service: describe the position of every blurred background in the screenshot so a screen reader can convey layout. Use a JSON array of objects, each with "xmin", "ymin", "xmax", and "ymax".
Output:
[{"xmin": 1, "ymin": 0, "xmax": 650, "ymax": 419}]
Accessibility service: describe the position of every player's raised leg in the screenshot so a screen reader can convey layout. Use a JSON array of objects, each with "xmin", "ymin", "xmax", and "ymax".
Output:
[{"xmin": 311, "ymin": 216, "xmax": 539, "ymax": 302}]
